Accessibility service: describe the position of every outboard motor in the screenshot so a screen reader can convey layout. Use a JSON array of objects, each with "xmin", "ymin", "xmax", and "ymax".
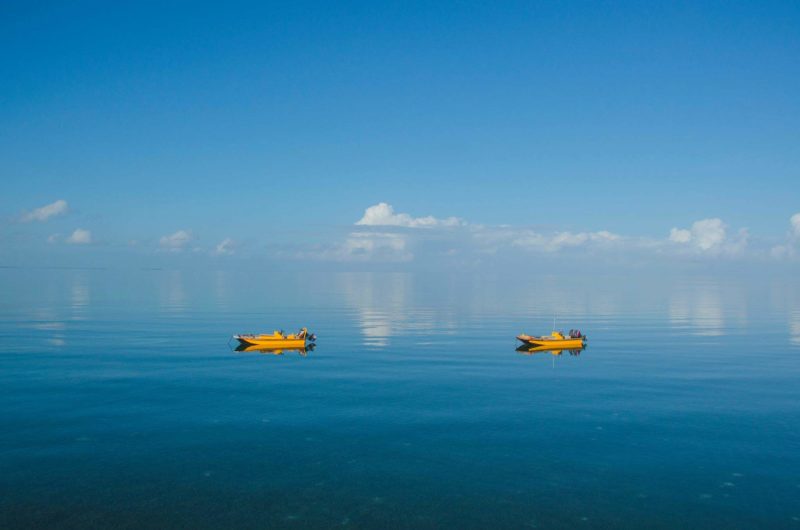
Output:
[{"xmin": 308, "ymin": 333, "xmax": 317, "ymax": 342}]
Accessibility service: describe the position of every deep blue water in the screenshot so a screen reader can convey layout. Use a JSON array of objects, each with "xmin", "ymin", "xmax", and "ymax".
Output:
[{"xmin": 1, "ymin": 268, "xmax": 799, "ymax": 528}]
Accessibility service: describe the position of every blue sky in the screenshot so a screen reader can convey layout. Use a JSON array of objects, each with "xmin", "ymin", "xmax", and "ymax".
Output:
[{"xmin": 1, "ymin": 1, "xmax": 799, "ymax": 267}]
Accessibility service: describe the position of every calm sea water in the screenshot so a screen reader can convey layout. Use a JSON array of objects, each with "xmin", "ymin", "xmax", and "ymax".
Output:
[{"xmin": 1, "ymin": 268, "xmax": 799, "ymax": 529}]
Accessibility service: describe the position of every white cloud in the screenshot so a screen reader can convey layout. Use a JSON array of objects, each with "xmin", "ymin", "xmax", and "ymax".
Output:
[
  {"xmin": 300, "ymin": 231, "xmax": 413, "ymax": 262},
  {"xmin": 66, "ymin": 228, "xmax": 91, "ymax": 245},
  {"xmin": 770, "ymin": 212, "xmax": 800, "ymax": 259},
  {"xmin": 214, "ymin": 238, "xmax": 235, "ymax": 255},
  {"xmin": 513, "ymin": 229, "xmax": 622, "ymax": 252},
  {"xmin": 669, "ymin": 218, "xmax": 731, "ymax": 252},
  {"xmin": 668, "ymin": 228, "xmax": 692, "ymax": 244},
  {"xmin": 791, "ymin": 213, "xmax": 800, "ymax": 238},
  {"xmin": 343, "ymin": 232, "xmax": 410, "ymax": 259},
  {"xmin": 591, "ymin": 230, "xmax": 621, "ymax": 242},
  {"xmin": 47, "ymin": 234, "xmax": 60, "ymax": 243},
  {"xmin": 356, "ymin": 202, "xmax": 464, "ymax": 228},
  {"xmin": 21, "ymin": 199, "xmax": 68, "ymax": 222},
  {"xmin": 159, "ymin": 230, "xmax": 192, "ymax": 251},
  {"xmin": 692, "ymin": 219, "xmax": 727, "ymax": 250}
]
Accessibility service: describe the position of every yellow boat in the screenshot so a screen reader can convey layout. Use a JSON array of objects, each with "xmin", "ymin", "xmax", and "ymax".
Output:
[
  {"xmin": 233, "ymin": 328, "xmax": 315, "ymax": 349},
  {"xmin": 516, "ymin": 330, "xmax": 586, "ymax": 349}
]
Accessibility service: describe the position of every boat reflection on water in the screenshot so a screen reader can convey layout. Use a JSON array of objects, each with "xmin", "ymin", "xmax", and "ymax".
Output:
[
  {"xmin": 234, "ymin": 343, "xmax": 315, "ymax": 357},
  {"xmin": 516, "ymin": 344, "xmax": 585, "ymax": 357}
]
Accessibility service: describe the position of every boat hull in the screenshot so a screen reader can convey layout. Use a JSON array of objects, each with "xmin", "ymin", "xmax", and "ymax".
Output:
[
  {"xmin": 519, "ymin": 339, "xmax": 585, "ymax": 348},
  {"xmin": 235, "ymin": 343, "xmax": 312, "ymax": 355},
  {"xmin": 235, "ymin": 337, "xmax": 306, "ymax": 348},
  {"xmin": 516, "ymin": 334, "xmax": 585, "ymax": 349},
  {"xmin": 516, "ymin": 344, "xmax": 585, "ymax": 355}
]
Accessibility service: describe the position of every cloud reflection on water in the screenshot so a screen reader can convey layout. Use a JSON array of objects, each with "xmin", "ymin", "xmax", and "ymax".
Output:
[
  {"xmin": 339, "ymin": 273, "xmax": 457, "ymax": 348},
  {"xmin": 668, "ymin": 280, "xmax": 748, "ymax": 337},
  {"xmin": 669, "ymin": 283, "xmax": 725, "ymax": 336},
  {"xmin": 339, "ymin": 273, "xmax": 409, "ymax": 348},
  {"xmin": 159, "ymin": 271, "xmax": 186, "ymax": 314},
  {"xmin": 790, "ymin": 310, "xmax": 800, "ymax": 346},
  {"xmin": 214, "ymin": 271, "xmax": 232, "ymax": 311},
  {"xmin": 70, "ymin": 271, "xmax": 90, "ymax": 321}
]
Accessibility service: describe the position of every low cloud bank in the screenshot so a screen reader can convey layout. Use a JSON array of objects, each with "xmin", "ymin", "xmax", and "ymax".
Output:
[
  {"xmin": 312, "ymin": 203, "xmax": 762, "ymax": 263},
  {"xmin": 20, "ymin": 201, "xmax": 798, "ymax": 265}
]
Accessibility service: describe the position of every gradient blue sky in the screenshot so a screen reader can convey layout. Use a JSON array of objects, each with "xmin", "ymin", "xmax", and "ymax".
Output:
[{"xmin": 1, "ymin": 1, "xmax": 799, "ymax": 265}]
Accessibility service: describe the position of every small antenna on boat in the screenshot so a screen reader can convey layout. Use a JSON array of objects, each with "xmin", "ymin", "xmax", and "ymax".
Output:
[{"xmin": 553, "ymin": 312, "xmax": 556, "ymax": 332}]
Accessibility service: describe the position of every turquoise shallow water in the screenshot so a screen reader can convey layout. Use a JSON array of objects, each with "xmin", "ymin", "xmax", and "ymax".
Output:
[{"xmin": 1, "ymin": 268, "xmax": 799, "ymax": 528}]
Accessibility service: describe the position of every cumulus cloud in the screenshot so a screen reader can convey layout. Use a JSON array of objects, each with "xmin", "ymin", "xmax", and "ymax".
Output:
[
  {"xmin": 770, "ymin": 212, "xmax": 800, "ymax": 259},
  {"xmin": 667, "ymin": 218, "xmax": 747, "ymax": 254},
  {"xmin": 21, "ymin": 199, "xmax": 68, "ymax": 222},
  {"xmin": 670, "ymin": 218, "xmax": 725, "ymax": 250},
  {"xmin": 214, "ymin": 238, "xmax": 236, "ymax": 255},
  {"xmin": 692, "ymin": 219, "xmax": 726, "ymax": 250},
  {"xmin": 791, "ymin": 213, "xmax": 800, "ymax": 238},
  {"xmin": 356, "ymin": 202, "xmax": 464, "ymax": 228},
  {"xmin": 66, "ymin": 228, "xmax": 91, "ymax": 244},
  {"xmin": 159, "ymin": 230, "xmax": 192, "ymax": 251},
  {"xmin": 668, "ymin": 228, "xmax": 692, "ymax": 244}
]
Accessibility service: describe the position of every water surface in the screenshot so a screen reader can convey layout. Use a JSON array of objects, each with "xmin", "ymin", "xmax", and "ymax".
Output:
[{"xmin": 1, "ymin": 269, "xmax": 799, "ymax": 528}]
